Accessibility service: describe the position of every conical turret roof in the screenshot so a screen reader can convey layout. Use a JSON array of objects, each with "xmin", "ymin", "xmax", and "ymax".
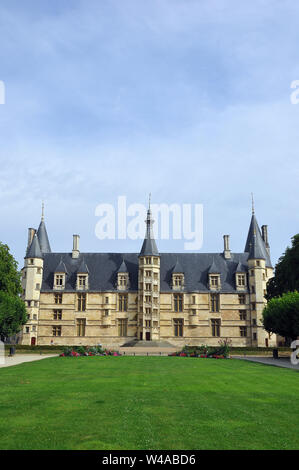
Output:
[{"xmin": 26, "ymin": 234, "xmax": 43, "ymax": 259}]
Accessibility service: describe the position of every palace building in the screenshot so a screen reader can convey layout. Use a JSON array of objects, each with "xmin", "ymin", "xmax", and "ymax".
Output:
[{"xmin": 21, "ymin": 203, "xmax": 276, "ymax": 348}]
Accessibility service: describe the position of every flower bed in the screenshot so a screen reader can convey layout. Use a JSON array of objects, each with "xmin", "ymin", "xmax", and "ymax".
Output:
[
  {"xmin": 60, "ymin": 345, "xmax": 121, "ymax": 357},
  {"xmin": 169, "ymin": 339, "xmax": 232, "ymax": 359}
]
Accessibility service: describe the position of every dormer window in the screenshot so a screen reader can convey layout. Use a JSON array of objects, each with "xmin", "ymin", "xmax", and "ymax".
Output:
[
  {"xmin": 117, "ymin": 272, "xmax": 129, "ymax": 290},
  {"xmin": 209, "ymin": 274, "xmax": 221, "ymax": 290},
  {"xmin": 236, "ymin": 274, "xmax": 246, "ymax": 287},
  {"xmin": 77, "ymin": 274, "xmax": 88, "ymax": 290},
  {"xmin": 54, "ymin": 273, "xmax": 65, "ymax": 290},
  {"xmin": 172, "ymin": 274, "xmax": 184, "ymax": 289}
]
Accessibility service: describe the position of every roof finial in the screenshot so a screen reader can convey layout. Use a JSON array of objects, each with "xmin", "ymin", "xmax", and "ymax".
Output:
[
  {"xmin": 251, "ymin": 193, "xmax": 255, "ymax": 215},
  {"xmin": 41, "ymin": 201, "xmax": 45, "ymax": 221},
  {"xmin": 148, "ymin": 193, "xmax": 151, "ymax": 211}
]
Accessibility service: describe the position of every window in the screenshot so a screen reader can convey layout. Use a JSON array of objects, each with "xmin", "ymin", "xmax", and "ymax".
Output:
[
  {"xmin": 240, "ymin": 326, "xmax": 247, "ymax": 337},
  {"xmin": 145, "ymin": 295, "xmax": 151, "ymax": 303},
  {"xmin": 29, "ymin": 259, "xmax": 34, "ymax": 265},
  {"xmin": 174, "ymin": 319, "xmax": 183, "ymax": 337},
  {"xmin": 239, "ymin": 310, "xmax": 246, "ymax": 320},
  {"xmin": 32, "ymin": 325, "xmax": 36, "ymax": 332},
  {"xmin": 211, "ymin": 319, "xmax": 221, "ymax": 337},
  {"xmin": 54, "ymin": 293, "xmax": 62, "ymax": 304},
  {"xmin": 78, "ymin": 275, "xmax": 87, "ymax": 288},
  {"xmin": 252, "ymin": 318, "xmax": 257, "ymax": 326},
  {"xmin": 77, "ymin": 318, "xmax": 86, "ymax": 337},
  {"xmin": 36, "ymin": 283, "xmax": 40, "ymax": 290},
  {"xmin": 256, "ymin": 260, "xmax": 260, "ymax": 267},
  {"xmin": 55, "ymin": 274, "xmax": 64, "ymax": 287},
  {"xmin": 253, "ymin": 333, "xmax": 257, "ymax": 341},
  {"xmin": 53, "ymin": 309, "xmax": 62, "ymax": 320},
  {"xmin": 154, "ymin": 272, "xmax": 158, "ymax": 280},
  {"xmin": 145, "ymin": 320, "xmax": 151, "ymax": 328},
  {"xmin": 145, "ymin": 283, "xmax": 151, "ymax": 291},
  {"xmin": 145, "ymin": 257, "xmax": 151, "ymax": 264},
  {"xmin": 119, "ymin": 294, "xmax": 128, "ymax": 312},
  {"xmin": 77, "ymin": 293, "xmax": 86, "ymax": 312},
  {"xmin": 25, "ymin": 327, "xmax": 30, "ymax": 333},
  {"xmin": 191, "ymin": 309, "xmax": 196, "ymax": 316},
  {"xmin": 33, "ymin": 314, "xmax": 37, "ymax": 320},
  {"xmin": 145, "ymin": 307, "xmax": 151, "ymax": 314},
  {"xmin": 117, "ymin": 273, "xmax": 128, "ymax": 289},
  {"xmin": 174, "ymin": 294, "xmax": 183, "ymax": 312},
  {"xmin": 145, "ymin": 270, "xmax": 152, "ymax": 277},
  {"xmin": 210, "ymin": 294, "xmax": 220, "ymax": 312},
  {"xmin": 237, "ymin": 274, "xmax": 246, "ymax": 286},
  {"xmin": 192, "ymin": 295, "xmax": 196, "ymax": 304},
  {"xmin": 118, "ymin": 319, "xmax": 128, "ymax": 337},
  {"xmin": 105, "ymin": 297, "xmax": 109, "ymax": 304},
  {"xmin": 173, "ymin": 274, "xmax": 184, "ymax": 287},
  {"xmin": 210, "ymin": 275, "xmax": 220, "ymax": 288},
  {"xmin": 238, "ymin": 294, "xmax": 246, "ymax": 305},
  {"xmin": 52, "ymin": 326, "xmax": 61, "ymax": 336},
  {"xmin": 251, "ymin": 302, "xmax": 256, "ymax": 311},
  {"xmin": 104, "ymin": 309, "xmax": 109, "ymax": 316}
]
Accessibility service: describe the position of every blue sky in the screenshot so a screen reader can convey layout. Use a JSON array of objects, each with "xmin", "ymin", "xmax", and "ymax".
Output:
[{"xmin": 0, "ymin": 0, "xmax": 298, "ymax": 268}]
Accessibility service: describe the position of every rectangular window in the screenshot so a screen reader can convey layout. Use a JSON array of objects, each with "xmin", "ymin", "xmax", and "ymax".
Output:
[
  {"xmin": 145, "ymin": 257, "xmax": 151, "ymax": 264},
  {"xmin": 104, "ymin": 309, "xmax": 109, "ymax": 316},
  {"xmin": 77, "ymin": 293, "xmax": 86, "ymax": 311},
  {"xmin": 53, "ymin": 309, "xmax": 62, "ymax": 320},
  {"xmin": 174, "ymin": 319, "xmax": 183, "ymax": 337},
  {"xmin": 54, "ymin": 293, "xmax": 63, "ymax": 304},
  {"xmin": 118, "ymin": 319, "xmax": 128, "ymax": 337},
  {"xmin": 174, "ymin": 294, "xmax": 183, "ymax": 312},
  {"xmin": 238, "ymin": 294, "xmax": 246, "ymax": 305},
  {"xmin": 52, "ymin": 326, "xmax": 61, "ymax": 336},
  {"xmin": 237, "ymin": 274, "xmax": 246, "ymax": 286},
  {"xmin": 36, "ymin": 283, "xmax": 40, "ymax": 290},
  {"xmin": 145, "ymin": 270, "xmax": 152, "ymax": 277},
  {"xmin": 55, "ymin": 275, "xmax": 64, "ymax": 286},
  {"xmin": 240, "ymin": 326, "xmax": 247, "ymax": 337},
  {"xmin": 211, "ymin": 319, "xmax": 221, "ymax": 337},
  {"xmin": 77, "ymin": 318, "xmax": 86, "ymax": 337},
  {"xmin": 105, "ymin": 297, "xmax": 109, "ymax": 304},
  {"xmin": 118, "ymin": 294, "xmax": 128, "ymax": 312},
  {"xmin": 251, "ymin": 302, "xmax": 256, "ymax": 311},
  {"xmin": 210, "ymin": 294, "xmax": 220, "ymax": 312},
  {"xmin": 78, "ymin": 275, "xmax": 87, "ymax": 287},
  {"xmin": 145, "ymin": 295, "xmax": 151, "ymax": 303},
  {"xmin": 145, "ymin": 307, "xmax": 151, "ymax": 314},
  {"xmin": 145, "ymin": 320, "xmax": 151, "ymax": 328},
  {"xmin": 191, "ymin": 309, "xmax": 196, "ymax": 316},
  {"xmin": 25, "ymin": 326, "xmax": 30, "ymax": 333},
  {"xmin": 145, "ymin": 283, "xmax": 151, "ymax": 291},
  {"xmin": 252, "ymin": 318, "xmax": 257, "ymax": 326},
  {"xmin": 239, "ymin": 310, "xmax": 246, "ymax": 320},
  {"xmin": 253, "ymin": 332, "xmax": 257, "ymax": 341},
  {"xmin": 192, "ymin": 295, "xmax": 196, "ymax": 304},
  {"xmin": 210, "ymin": 275, "xmax": 219, "ymax": 287}
]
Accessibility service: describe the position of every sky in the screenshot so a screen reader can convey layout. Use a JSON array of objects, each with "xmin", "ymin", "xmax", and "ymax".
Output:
[{"xmin": 0, "ymin": 0, "xmax": 298, "ymax": 269}]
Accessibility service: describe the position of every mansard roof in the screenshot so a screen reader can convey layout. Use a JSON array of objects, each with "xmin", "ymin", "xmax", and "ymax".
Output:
[
  {"xmin": 40, "ymin": 252, "xmax": 250, "ymax": 293},
  {"xmin": 26, "ymin": 234, "xmax": 43, "ymax": 259}
]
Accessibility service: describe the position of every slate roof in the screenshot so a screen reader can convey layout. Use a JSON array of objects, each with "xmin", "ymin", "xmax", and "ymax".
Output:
[
  {"xmin": 244, "ymin": 214, "xmax": 272, "ymax": 267},
  {"xmin": 172, "ymin": 259, "xmax": 184, "ymax": 273},
  {"xmin": 77, "ymin": 258, "xmax": 89, "ymax": 273},
  {"xmin": 41, "ymin": 252, "xmax": 250, "ymax": 293},
  {"xmin": 117, "ymin": 259, "xmax": 129, "ymax": 273},
  {"xmin": 26, "ymin": 234, "xmax": 43, "ymax": 259},
  {"xmin": 36, "ymin": 220, "xmax": 51, "ymax": 253},
  {"xmin": 54, "ymin": 259, "xmax": 68, "ymax": 273}
]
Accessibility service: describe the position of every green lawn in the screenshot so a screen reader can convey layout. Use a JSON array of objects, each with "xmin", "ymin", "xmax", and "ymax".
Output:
[{"xmin": 0, "ymin": 356, "xmax": 298, "ymax": 450}]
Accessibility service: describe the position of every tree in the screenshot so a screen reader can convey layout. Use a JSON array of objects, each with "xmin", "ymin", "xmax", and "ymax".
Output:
[
  {"xmin": 266, "ymin": 234, "xmax": 299, "ymax": 300},
  {"xmin": 262, "ymin": 291, "xmax": 299, "ymax": 342},
  {"xmin": 0, "ymin": 242, "xmax": 27, "ymax": 341}
]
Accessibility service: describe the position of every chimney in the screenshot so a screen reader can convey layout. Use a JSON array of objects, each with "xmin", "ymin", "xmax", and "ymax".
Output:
[
  {"xmin": 223, "ymin": 235, "xmax": 231, "ymax": 259},
  {"xmin": 261, "ymin": 225, "xmax": 270, "ymax": 254},
  {"xmin": 72, "ymin": 234, "xmax": 80, "ymax": 259},
  {"xmin": 27, "ymin": 228, "xmax": 36, "ymax": 248}
]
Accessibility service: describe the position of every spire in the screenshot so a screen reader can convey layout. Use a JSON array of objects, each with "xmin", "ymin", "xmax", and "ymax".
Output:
[
  {"xmin": 26, "ymin": 233, "xmax": 43, "ymax": 259},
  {"xmin": 208, "ymin": 258, "xmax": 219, "ymax": 274},
  {"xmin": 172, "ymin": 258, "xmax": 184, "ymax": 273},
  {"xmin": 244, "ymin": 212, "xmax": 272, "ymax": 266},
  {"xmin": 55, "ymin": 259, "xmax": 68, "ymax": 273},
  {"xmin": 36, "ymin": 203, "xmax": 51, "ymax": 253},
  {"xmin": 251, "ymin": 192, "xmax": 255, "ymax": 215},
  {"xmin": 139, "ymin": 196, "xmax": 159, "ymax": 256},
  {"xmin": 77, "ymin": 258, "xmax": 89, "ymax": 274},
  {"xmin": 117, "ymin": 259, "xmax": 128, "ymax": 273}
]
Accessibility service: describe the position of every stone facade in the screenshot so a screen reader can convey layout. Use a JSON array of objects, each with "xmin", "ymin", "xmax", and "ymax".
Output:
[{"xmin": 20, "ymin": 206, "xmax": 276, "ymax": 349}]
